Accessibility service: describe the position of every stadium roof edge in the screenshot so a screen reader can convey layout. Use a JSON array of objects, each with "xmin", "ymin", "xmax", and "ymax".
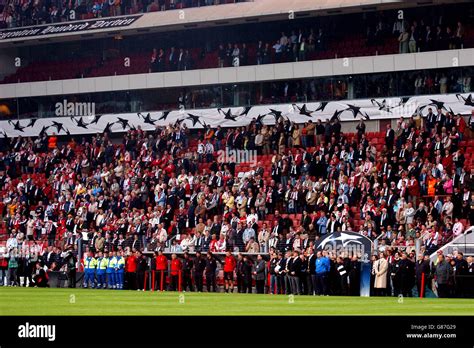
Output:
[{"xmin": 0, "ymin": 0, "xmax": 465, "ymax": 47}]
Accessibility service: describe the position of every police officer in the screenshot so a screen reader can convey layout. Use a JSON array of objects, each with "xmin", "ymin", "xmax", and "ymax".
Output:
[
  {"xmin": 193, "ymin": 251, "xmax": 206, "ymax": 292},
  {"xmin": 96, "ymin": 251, "xmax": 107, "ymax": 289},
  {"xmin": 83, "ymin": 251, "xmax": 97, "ymax": 288},
  {"xmin": 115, "ymin": 250, "xmax": 126, "ymax": 290},
  {"xmin": 106, "ymin": 251, "xmax": 117, "ymax": 289}
]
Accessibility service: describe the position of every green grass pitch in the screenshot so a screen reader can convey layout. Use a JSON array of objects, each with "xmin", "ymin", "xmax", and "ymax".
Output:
[{"xmin": 1, "ymin": 288, "xmax": 474, "ymax": 316}]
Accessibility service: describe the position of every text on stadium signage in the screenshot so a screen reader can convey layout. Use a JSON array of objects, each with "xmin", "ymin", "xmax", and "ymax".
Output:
[{"xmin": 0, "ymin": 16, "xmax": 141, "ymax": 40}]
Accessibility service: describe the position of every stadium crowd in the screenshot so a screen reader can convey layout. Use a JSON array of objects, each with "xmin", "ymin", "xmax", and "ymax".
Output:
[
  {"xmin": 0, "ymin": 0, "xmax": 242, "ymax": 29},
  {"xmin": 149, "ymin": 17, "xmax": 467, "ymax": 72},
  {"xmin": 0, "ymin": 104, "xmax": 473, "ymax": 297}
]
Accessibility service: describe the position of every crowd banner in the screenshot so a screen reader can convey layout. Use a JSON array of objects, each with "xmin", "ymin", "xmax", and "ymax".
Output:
[
  {"xmin": 0, "ymin": 15, "xmax": 142, "ymax": 41},
  {"xmin": 1, "ymin": 93, "xmax": 473, "ymax": 137},
  {"xmin": 314, "ymin": 231, "xmax": 373, "ymax": 297}
]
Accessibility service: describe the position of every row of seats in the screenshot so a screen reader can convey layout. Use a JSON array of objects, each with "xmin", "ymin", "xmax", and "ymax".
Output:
[{"xmin": 0, "ymin": 34, "xmax": 415, "ymax": 84}]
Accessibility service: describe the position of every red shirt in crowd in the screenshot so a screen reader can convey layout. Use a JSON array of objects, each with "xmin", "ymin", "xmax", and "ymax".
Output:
[
  {"xmin": 156, "ymin": 255, "xmax": 168, "ymax": 271},
  {"xmin": 223, "ymin": 255, "xmax": 236, "ymax": 273},
  {"xmin": 125, "ymin": 255, "xmax": 137, "ymax": 273},
  {"xmin": 170, "ymin": 258, "xmax": 182, "ymax": 276}
]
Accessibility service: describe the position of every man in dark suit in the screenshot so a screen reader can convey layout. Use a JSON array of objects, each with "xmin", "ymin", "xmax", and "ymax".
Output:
[
  {"xmin": 398, "ymin": 252, "xmax": 415, "ymax": 297},
  {"xmin": 207, "ymin": 171, "xmax": 218, "ymax": 189},
  {"xmin": 307, "ymin": 251, "xmax": 316, "ymax": 295},
  {"xmin": 46, "ymin": 221, "xmax": 57, "ymax": 247},
  {"xmin": 415, "ymin": 254, "xmax": 431, "ymax": 297},
  {"xmin": 182, "ymin": 252, "xmax": 194, "ymax": 292},
  {"xmin": 288, "ymin": 250, "xmax": 302, "ymax": 295},
  {"xmin": 65, "ymin": 214, "xmax": 75, "ymax": 233},
  {"xmin": 271, "ymin": 220, "xmax": 283, "ymax": 237},
  {"xmin": 398, "ymin": 144, "xmax": 410, "ymax": 168},
  {"xmin": 135, "ymin": 250, "xmax": 148, "ymax": 291},
  {"xmin": 246, "ymin": 191, "xmax": 256, "ymax": 213},
  {"xmin": 326, "ymin": 214, "xmax": 341, "ymax": 234},
  {"xmin": 435, "ymin": 109, "xmax": 445, "ymax": 133},
  {"xmin": 168, "ymin": 47, "xmax": 177, "ymax": 71},
  {"xmin": 454, "ymin": 252, "xmax": 469, "ymax": 298},
  {"xmin": 348, "ymin": 185, "xmax": 360, "ymax": 207},
  {"xmin": 467, "ymin": 256, "xmax": 474, "ymax": 298},
  {"xmin": 254, "ymin": 254, "xmax": 266, "ymax": 294},
  {"xmin": 242, "ymin": 255, "xmax": 253, "ymax": 293},
  {"xmin": 283, "ymin": 250, "xmax": 293, "ymax": 294},
  {"xmin": 209, "ymin": 217, "xmax": 221, "ymax": 237},
  {"xmin": 276, "ymin": 252, "xmax": 286, "ymax": 294},
  {"xmin": 205, "ymin": 252, "xmax": 218, "ymax": 292},
  {"xmin": 425, "ymin": 108, "xmax": 436, "ymax": 134},
  {"xmin": 131, "ymin": 234, "xmax": 142, "ymax": 252},
  {"xmin": 377, "ymin": 208, "xmax": 391, "ymax": 232},
  {"xmin": 385, "ymin": 124, "xmax": 395, "ymax": 149},
  {"xmin": 386, "ymin": 189, "xmax": 399, "ymax": 210},
  {"xmin": 162, "ymin": 204, "xmax": 174, "ymax": 230},
  {"xmin": 193, "ymin": 251, "xmax": 206, "ymax": 292}
]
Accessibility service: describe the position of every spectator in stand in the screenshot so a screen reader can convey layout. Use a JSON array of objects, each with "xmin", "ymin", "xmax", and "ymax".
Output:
[{"xmin": 398, "ymin": 27, "xmax": 410, "ymax": 54}]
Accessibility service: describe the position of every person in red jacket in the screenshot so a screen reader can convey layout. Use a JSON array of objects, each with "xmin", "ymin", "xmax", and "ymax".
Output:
[
  {"xmin": 169, "ymin": 253, "xmax": 182, "ymax": 291},
  {"xmin": 155, "ymin": 250, "xmax": 168, "ymax": 291},
  {"xmin": 125, "ymin": 251, "xmax": 137, "ymax": 290},
  {"xmin": 223, "ymin": 251, "xmax": 236, "ymax": 293}
]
